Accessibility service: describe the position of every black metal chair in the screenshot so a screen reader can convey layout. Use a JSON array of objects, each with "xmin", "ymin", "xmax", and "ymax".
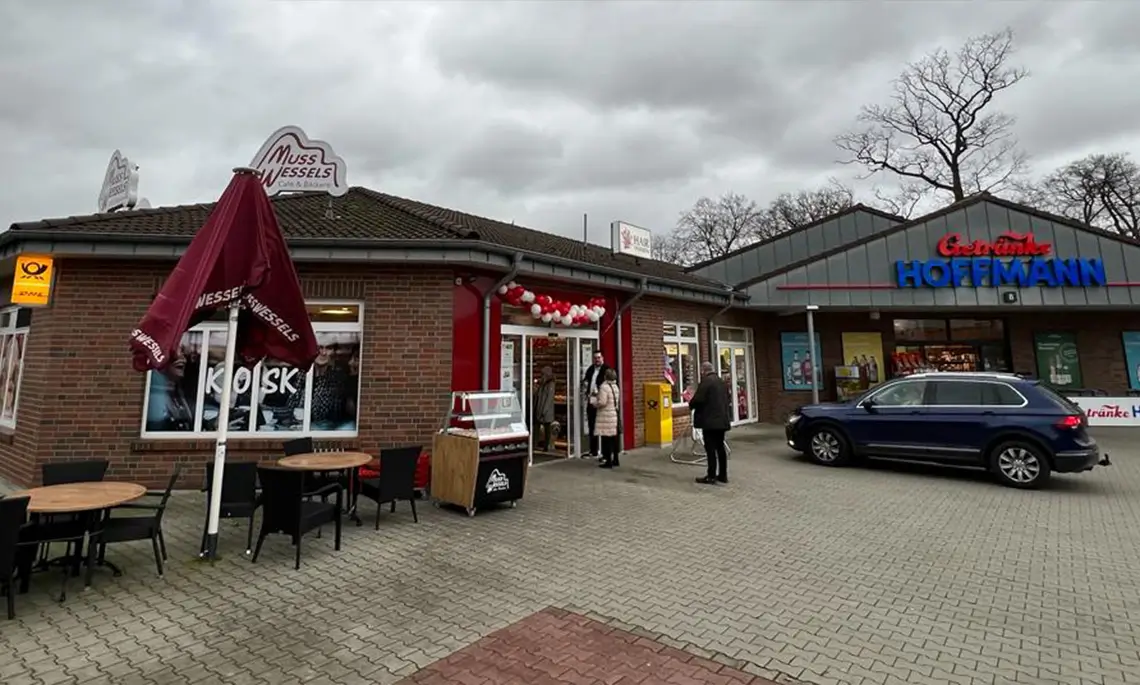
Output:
[
  {"xmin": 3, "ymin": 496, "xmax": 88, "ymax": 616},
  {"xmin": 37, "ymin": 460, "xmax": 110, "ymax": 567},
  {"xmin": 357, "ymin": 446, "xmax": 422, "ymax": 530},
  {"xmin": 200, "ymin": 461, "xmax": 261, "ymax": 556},
  {"xmin": 252, "ymin": 467, "xmax": 341, "ymax": 570},
  {"xmin": 97, "ymin": 465, "xmax": 182, "ymax": 576}
]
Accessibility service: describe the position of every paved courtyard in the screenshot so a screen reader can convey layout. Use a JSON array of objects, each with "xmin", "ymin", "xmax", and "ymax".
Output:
[{"xmin": 2, "ymin": 424, "xmax": 1140, "ymax": 685}]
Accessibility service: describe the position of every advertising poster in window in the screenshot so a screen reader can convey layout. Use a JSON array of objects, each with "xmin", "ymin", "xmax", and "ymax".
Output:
[
  {"xmin": 2, "ymin": 333, "xmax": 24, "ymax": 420},
  {"xmin": 780, "ymin": 332, "xmax": 823, "ymax": 391},
  {"xmin": 307, "ymin": 331, "xmax": 360, "ymax": 432},
  {"xmin": 840, "ymin": 333, "xmax": 884, "ymax": 391},
  {"xmin": 1034, "ymin": 332, "xmax": 1083, "ymax": 388},
  {"xmin": 202, "ymin": 330, "xmax": 254, "ymax": 433},
  {"xmin": 1123, "ymin": 332, "xmax": 1140, "ymax": 391},
  {"xmin": 144, "ymin": 331, "xmax": 203, "ymax": 433}
]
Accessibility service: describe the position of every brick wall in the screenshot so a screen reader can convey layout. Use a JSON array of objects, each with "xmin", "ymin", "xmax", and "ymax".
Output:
[{"xmin": 0, "ymin": 259, "xmax": 452, "ymax": 488}]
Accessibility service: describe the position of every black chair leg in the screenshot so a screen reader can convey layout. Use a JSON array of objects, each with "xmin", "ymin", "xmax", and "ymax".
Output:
[
  {"xmin": 5, "ymin": 582, "xmax": 14, "ymax": 620},
  {"xmin": 390, "ymin": 501, "xmax": 396, "ymax": 514},
  {"xmin": 294, "ymin": 535, "xmax": 302, "ymax": 570},
  {"xmin": 374, "ymin": 500, "xmax": 382, "ymax": 531},
  {"xmin": 409, "ymin": 497, "xmax": 418, "ymax": 523},
  {"xmin": 151, "ymin": 535, "xmax": 164, "ymax": 576},
  {"xmin": 246, "ymin": 516, "xmax": 255, "ymax": 555},
  {"xmin": 251, "ymin": 529, "xmax": 267, "ymax": 563},
  {"xmin": 158, "ymin": 531, "xmax": 168, "ymax": 561},
  {"xmin": 334, "ymin": 514, "xmax": 342, "ymax": 552}
]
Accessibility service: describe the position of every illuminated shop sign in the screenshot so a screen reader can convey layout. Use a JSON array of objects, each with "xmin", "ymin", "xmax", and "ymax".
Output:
[{"xmin": 895, "ymin": 232, "xmax": 1106, "ymax": 288}]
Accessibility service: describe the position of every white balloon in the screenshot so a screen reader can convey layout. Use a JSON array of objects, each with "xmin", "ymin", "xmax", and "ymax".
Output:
[
  {"xmin": 521, "ymin": 290, "xmax": 535, "ymax": 303},
  {"xmin": 530, "ymin": 304, "xmax": 542, "ymax": 316},
  {"xmin": 561, "ymin": 315, "xmax": 573, "ymax": 326},
  {"xmin": 507, "ymin": 281, "xmax": 518, "ymax": 290},
  {"xmin": 541, "ymin": 313, "xmax": 553, "ymax": 323},
  {"xmin": 587, "ymin": 311, "xmax": 599, "ymax": 322},
  {"xmin": 497, "ymin": 285, "xmax": 508, "ymax": 295}
]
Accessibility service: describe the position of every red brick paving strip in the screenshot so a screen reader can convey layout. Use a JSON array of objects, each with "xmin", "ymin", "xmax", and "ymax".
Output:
[{"xmin": 398, "ymin": 607, "xmax": 779, "ymax": 685}]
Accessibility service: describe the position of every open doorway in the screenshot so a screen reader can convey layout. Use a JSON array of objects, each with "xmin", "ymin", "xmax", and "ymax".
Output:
[{"xmin": 501, "ymin": 326, "xmax": 598, "ymax": 465}]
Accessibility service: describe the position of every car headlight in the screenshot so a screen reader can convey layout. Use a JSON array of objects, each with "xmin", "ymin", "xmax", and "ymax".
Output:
[{"xmin": 786, "ymin": 413, "xmax": 801, "ymax": 424}]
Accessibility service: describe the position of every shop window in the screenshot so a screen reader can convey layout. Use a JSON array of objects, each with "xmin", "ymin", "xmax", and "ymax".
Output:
[
  {"xmin": 715, "ymin": 327, "xmax": 751, "ymax": 343},
  {"xmin": 949, "ymin": 319, "xmax": 1004, "ymax": 341},
  {"xmin": 141, "ymin": 301, "xmax": 364, "ymax": 439},
  {"xmin": 663, "ymin": 321, "xmax": 700, "ymax": 406},
  {"xmin": 0, "ymin": 307, "xmax": 30, "ymax": 428},
  {"xmin": 893, "ymin": 319, "xmax": 947, "ymax": 342}
]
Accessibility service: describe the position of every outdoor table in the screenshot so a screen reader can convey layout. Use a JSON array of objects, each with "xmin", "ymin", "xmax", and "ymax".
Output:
[
  {"xmin": 277, "ymin": 452, "xmax": 373, "ymax": 525},
  {"xmin": 10, "ymin": 482, "xmax": 147, "ymax": 589}
]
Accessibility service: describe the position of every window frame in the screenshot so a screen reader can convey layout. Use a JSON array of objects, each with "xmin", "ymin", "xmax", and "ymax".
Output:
[
  {"xmin": 0, "ymin": 306, "xmax": 29, "ymax": 429},
  {"xmin": 138, "ymin": 299, "xmax": 365, "ymax": 440},
  {"xmin": 663, "ymin": 320, "xmax": 701, "ymax": 407}
]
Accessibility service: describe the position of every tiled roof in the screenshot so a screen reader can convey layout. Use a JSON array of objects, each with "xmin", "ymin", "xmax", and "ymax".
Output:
[{"xmin": 7, "ymin": 187, "xmax": 728, "ymax": 290}]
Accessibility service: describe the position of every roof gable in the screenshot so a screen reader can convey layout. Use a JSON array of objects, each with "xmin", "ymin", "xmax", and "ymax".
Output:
[{"xmin": 741, "ymin": 193, "xmax": 1140, "ymax": 309}]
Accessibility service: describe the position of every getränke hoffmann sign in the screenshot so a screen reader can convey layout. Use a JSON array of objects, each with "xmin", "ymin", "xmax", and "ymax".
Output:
[{"xmin": 895, "ymin": 232, "xmax": 1106, "ymax": 289}]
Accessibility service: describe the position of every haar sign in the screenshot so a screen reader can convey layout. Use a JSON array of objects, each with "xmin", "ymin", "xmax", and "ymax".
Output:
[
  {"xmin": 250, "ymin": 126, "xmax": 348, "ymax": 197},
  {"xmin": 895, "ymin": 232, "xmax": 1106, "ymax": 289},
  {"xmin": 610, "ymin": 221, "xmax": 653, "ymax": 259},
  {"xmin": 97, "ymin": 150, "xmax": 139, "ymax": 213}
]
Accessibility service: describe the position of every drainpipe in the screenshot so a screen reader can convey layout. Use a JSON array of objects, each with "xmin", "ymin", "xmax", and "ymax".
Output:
[
  {"xmin": 806, "ymin": 304, "xmax": 820, "ymax": 405},
  {"xmin": 706, "ymin": 292, "xmax": 736, "ymax": 365},
  {"xmin": 482, "ymin": 253, "xmax": 523, "ymax": 390},
  {"xmin": 609, "ymin": 279, "xmax": 647, "ymax": 453}
]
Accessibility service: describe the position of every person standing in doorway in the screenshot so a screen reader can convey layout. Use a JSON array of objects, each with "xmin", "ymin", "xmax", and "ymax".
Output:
[
  {"xmin": 581, "ymin": 351, "xmax": 611, "ymax": 457},
  {"xmin": 533, "ymin": 365, "xmax": 556, "ymax": 452},
  {"xmin": 590, "ymin": 368, "xmax": 622, "ymax": 468},
  {"xmin": 690, "ymin": 361, "xmax": 731, "ymax": 485}
]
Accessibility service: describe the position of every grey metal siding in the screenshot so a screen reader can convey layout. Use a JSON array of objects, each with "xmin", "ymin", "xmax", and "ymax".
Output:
[
  {"xmin": 688, "ymin": 209, "xmax": 898, "ymax": 286},
  {"xmin": 746, "ymin": 200, "xmax": 1140, "ymax": 309}
]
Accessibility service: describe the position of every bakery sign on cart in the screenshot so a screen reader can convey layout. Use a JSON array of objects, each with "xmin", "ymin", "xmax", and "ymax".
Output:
[
  {"xmin": 1066, "ymin": 397, "xmax": 1140, "ymax": 427},
  {"xmin": 250, "ymin": 125, "xmax": 349, "ymax": 197}
]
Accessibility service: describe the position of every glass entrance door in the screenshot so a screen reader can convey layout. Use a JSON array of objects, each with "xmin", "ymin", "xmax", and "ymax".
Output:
[
  {"xmin": 717, "ymin": 344, "xmax": 756, "ymax": 425},
  {"xmin": 570, "ymin": 338, "xmax": 596, "ymax": 459}
]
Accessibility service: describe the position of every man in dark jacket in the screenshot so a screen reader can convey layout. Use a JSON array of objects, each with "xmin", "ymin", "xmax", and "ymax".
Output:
[
  {"xmin": 689, "ymin": 361, "xmax": 731, "ymax": 485},
  {"xmin": 581, "ymin": 350, "xmax": 612, "ymax": 457}
]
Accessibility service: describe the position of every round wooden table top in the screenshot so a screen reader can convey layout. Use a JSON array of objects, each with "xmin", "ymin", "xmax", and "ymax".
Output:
[
  {"xmin": 9, "ymin": 482, "xmax": 148, "ymax": 514},
  {"xmin": 277, "ymin": 452, "xmax": 374, "ymax": 471}
]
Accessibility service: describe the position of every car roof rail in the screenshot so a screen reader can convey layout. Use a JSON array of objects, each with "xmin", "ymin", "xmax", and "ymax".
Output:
[{"xmin": 907, "ymin": 371, "xmax": 1020, "ymax": 380}]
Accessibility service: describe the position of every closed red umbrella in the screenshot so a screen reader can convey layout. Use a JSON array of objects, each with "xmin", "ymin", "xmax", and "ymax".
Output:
[{"xmin": 128, "ymin": 167, "xmax": 318, "ymax": 560}]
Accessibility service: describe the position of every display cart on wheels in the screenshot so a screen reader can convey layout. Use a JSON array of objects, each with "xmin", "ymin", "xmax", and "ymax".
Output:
[{"xmin": 431, "ymin": 390, "xmax": 530, "ymax": 517}]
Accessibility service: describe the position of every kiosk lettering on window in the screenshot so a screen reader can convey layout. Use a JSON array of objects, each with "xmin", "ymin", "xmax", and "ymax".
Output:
[
  {"xmin": 663, "ymin": 322, "xmax": 700, "ymax": 406},
  {"xmin": 0, "ymin": 307, "xmax": 29, "ymax": 428},
  {"xmin": 140, "ymin": 302, "xmax": 364, "ymax": 438}
]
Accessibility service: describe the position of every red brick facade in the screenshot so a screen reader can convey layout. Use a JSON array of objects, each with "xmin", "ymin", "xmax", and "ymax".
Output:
[{"xmin": 3, "ymin": 256, "xmax": 1139, "ymax": 488}]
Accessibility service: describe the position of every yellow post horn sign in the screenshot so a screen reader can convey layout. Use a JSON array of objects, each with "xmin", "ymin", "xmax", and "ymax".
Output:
[{"xmin": 12, "ymin": 255, "xmax": 54, "ymax": 306}]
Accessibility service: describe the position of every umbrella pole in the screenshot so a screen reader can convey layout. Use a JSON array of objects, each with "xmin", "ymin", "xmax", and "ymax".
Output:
[{"xmin": 203, "ymin": 302, "xmax": 241, "ymax": 561}]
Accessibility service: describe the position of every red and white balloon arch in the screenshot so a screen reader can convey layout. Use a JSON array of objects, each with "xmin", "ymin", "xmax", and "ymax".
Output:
[{"xmin": 497, "ymin": 281, "xmax": 607, "ymax": 327}]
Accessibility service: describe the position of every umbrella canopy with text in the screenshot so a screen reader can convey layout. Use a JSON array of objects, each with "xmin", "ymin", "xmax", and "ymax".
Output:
[{"xmin": 128, "ymin": 169, "xmax": 318, "ymax": 373}]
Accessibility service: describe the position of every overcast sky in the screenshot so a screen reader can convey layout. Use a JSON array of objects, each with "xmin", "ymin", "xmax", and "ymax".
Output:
[{"xmin": 2, "ymin": 0, "xmax": 1138, "ymax": 243}]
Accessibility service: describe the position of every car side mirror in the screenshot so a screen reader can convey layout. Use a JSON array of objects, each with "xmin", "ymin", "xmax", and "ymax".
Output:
[{"xmin": 862, "ymin": 398, "xmax": 877, "ymax": 413}]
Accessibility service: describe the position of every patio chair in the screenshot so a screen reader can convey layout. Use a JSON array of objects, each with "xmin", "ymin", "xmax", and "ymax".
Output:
[
  {"xmin": 97, "ymin": 465, "xmax": 182, "ymax": 577},
  {"xmin": 357, "ymin": 446, "xmax": 422, "ymax": 530},
  {"xmin": 200, "ymin": 461, "xmax": 261, "ymax": 556},
  {"xmin": 252, "ymin": 466, "xmax": 342, "ymax": 570},
  {"xmin": 3, "ymin": 496, "xmax": 88, "ymax": 615},
  {"xmin": 37, "ymin": 459, "xmax": 110, "ymax": 566}
]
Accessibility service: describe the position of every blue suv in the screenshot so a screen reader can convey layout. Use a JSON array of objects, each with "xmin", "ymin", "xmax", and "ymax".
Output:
[{"xmin": 784, "ymin": 372, "xmax": 1108, "ymax": 489}]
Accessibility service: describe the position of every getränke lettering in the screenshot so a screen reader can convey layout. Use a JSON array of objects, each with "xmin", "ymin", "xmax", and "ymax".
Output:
[
  {"xmin": 130, "ymin": 328, "xmax": 166, "ymax": 365},
  {"xmin": 207, "ymin": 363, "xmax": 300, "ymax": 396}
]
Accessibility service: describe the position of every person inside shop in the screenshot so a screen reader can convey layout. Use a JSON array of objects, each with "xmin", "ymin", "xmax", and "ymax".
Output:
[
  {"xmin": 589, "ymin": 368, "xmax": 622, "ymax": 468},
  {"xmin": 532, "ymin": 365, "xmax": 557, "ymax": 453},
  {"xmin": 147, "ymin": 342, "xmax": 195, "ymax": 432},
  {"xmin": 690, "ymin": 361, "xmax": 731, "ymax": 485},
  {"xmin": 581, "ymin": 350, "xmax": 612, "ymax": 457}
]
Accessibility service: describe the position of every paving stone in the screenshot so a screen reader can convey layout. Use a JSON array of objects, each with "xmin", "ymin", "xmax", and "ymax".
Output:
[{"xmin": 1, "ymin": 425, "xmax": 1139, "ymax": 684}]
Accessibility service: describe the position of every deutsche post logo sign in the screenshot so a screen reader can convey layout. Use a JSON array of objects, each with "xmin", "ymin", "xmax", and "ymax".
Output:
[{"xmin": 12, "ymin": 255, "xmax": 54, "ymax": 306}]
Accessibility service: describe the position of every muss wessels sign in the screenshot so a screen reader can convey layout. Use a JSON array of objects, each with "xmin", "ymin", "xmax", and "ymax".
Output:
[{"xmin": 895, "ymin": 232, "xmax": 1106, "ymax": 289}]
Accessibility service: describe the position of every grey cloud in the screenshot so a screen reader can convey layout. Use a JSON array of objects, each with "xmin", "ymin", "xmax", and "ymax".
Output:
[{"xmin": 443, "ymin": 120, "xmax": 565, "ymax": 193}]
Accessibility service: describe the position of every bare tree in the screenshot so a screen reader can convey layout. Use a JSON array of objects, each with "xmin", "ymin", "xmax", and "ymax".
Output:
[
  {"xmin": 650, "ymin": 231, "xmax": 694, "ymax": 265},
  {"xmin": 672, "ymin": 192, "xmax": 763, "ymax": 264},
  {"xmin": 1022, "ymin": 153, "xmax": 1140, "ymax": 239},
  {"xmin": 835, "ymin": 28, "xmax": 1030, "ymax": 205},
  {"xmin": 765, "ymin": 179, "xmax": 855, "ymax": 233},
  {"xmin": 872, "ymin": 182, "xmax": 928, "ymax": 219}
]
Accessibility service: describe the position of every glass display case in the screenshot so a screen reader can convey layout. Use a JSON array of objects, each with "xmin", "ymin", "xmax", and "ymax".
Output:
[{"xmin": 433, "ymin": 390, "xmax": 529, "ymax": 517}]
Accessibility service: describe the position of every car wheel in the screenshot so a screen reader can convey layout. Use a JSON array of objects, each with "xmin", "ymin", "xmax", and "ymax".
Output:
[
  {"xmin": 990, "ymin": 440, "xmax": 1051, "ymax": 489},
  {"xmin": 807, "ymin": 426, "xmax": 849, "ymax": 466}
]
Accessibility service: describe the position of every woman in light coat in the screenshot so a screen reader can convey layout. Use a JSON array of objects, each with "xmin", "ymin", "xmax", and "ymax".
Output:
[{"xmin": 589, "ymin": 368, "xmax": 621, "ymax": 468}]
